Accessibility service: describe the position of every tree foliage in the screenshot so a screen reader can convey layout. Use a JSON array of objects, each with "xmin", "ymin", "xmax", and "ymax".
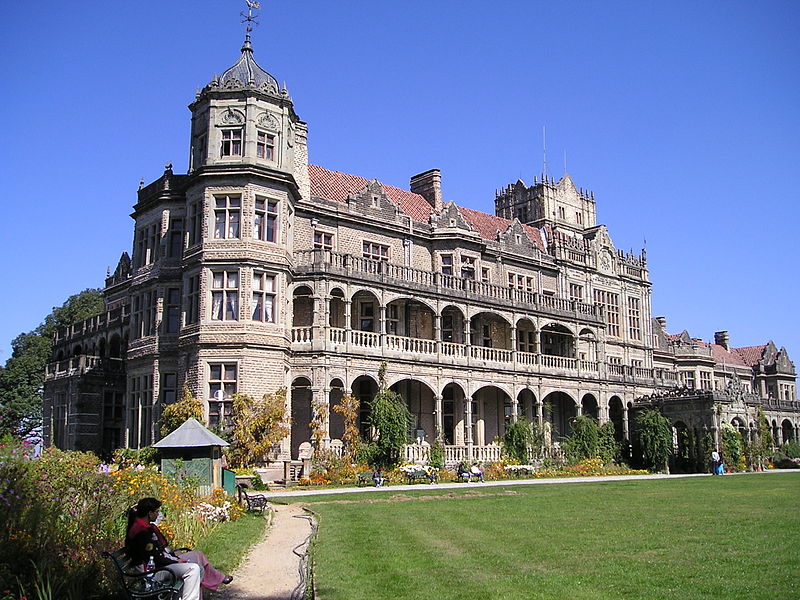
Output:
[
  {"xmin": 720, "ymin": 423, "xmax": 745, "ymax": 472},
  {"xmin": 749, "ymin": 407, "xmax": 773, "ymax": 470},
  {"xmin": 226, "ymin": 388, "xmax": 290, "ymax": 468},
  {"xmin": 562, "ymin": 416, "xmax": 619, "ymax": 464},
  {"xmin": 332, "ymin": 393, "xmax": 361, "ymax": 460},
  {"xmin": 158, "ymin": 385, "xmax": 204, "ymax": 437},
  {"xmin": 502, "ymin": 418, "xmax": 543, "ymax": 464},
  {"xmin": 635, "ymin": 409, "xmax": 673, "ymax": 472},
  {"xmin": 0, "ymin": 289, "xmax": 103, "ymax": 439},
  {"xmin": 366, "ymin": 362, "xmax": 413, "ymax": 469}
]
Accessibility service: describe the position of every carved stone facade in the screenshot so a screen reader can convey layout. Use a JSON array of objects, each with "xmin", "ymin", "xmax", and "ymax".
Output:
[{"xmin": 43, "ymin": 36, "xmax": 799, "ymax": 468}]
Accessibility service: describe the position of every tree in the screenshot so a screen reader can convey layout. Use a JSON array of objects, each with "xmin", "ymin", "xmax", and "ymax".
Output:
[
  {"xmin": 158, "ymin": 385, "xmax": 204, "ymax": 437},
  {"xmin": 332, "ymin": 393, "xmax": 361, "ymax": 460},
  {"xmin": 366, "ymin": 362, "xmax": 414, "ymax": 469},
  {"xmin": 720, "ymin": 423, "xmax": 744, "ymax": 472},
  {"xmin": 635, "ymin": 409, "xmax": 673, "ymax": 472},
  {"xmin": 226, "ymin": 389, "xmax": 290, "ymax": 468},
  {"xmin": 0, "ymin": 289, "xmax": 104, "ymax": 439},
  {"xmin": 562, "ymin": 416, "xmax": 620, "ymax": 464},
  {"xmin": 749, "ymin": 407, "xmax": 773, "ymax": 471},
  {"xmin": 502, "ymin": 418, "xmax": 543, "ymax": 464}
]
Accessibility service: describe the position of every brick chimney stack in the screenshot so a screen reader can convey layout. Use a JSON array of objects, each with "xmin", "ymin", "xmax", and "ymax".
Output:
[
  {"xmin": 714, "ymin": 330, "xmax": 730, "ymax": 351},
  {"xmin": 410, "ymin": 169, "xmax": 442, "ymax": 212}
]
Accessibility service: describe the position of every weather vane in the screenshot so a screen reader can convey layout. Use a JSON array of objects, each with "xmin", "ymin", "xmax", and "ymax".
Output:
[{"xmin": 241, "ymin": 0, "xmax": 261, "ymax": 36}]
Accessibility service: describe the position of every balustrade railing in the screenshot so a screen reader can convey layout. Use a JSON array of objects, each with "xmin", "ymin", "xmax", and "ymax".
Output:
[
  {"xmin": 470, "ymin": 346, "xmax": 513, "ymax": 363},
  {"xmin": 385, "ymin": 334, "xmax": 436, "ymax": 354},
  {"xmin": 291, "ymin": 327, "xmax": 313, "ymax": 343},
  {"xmin": 350, "ymin": 330, "xmax": 379, "ymax": 348},
  {"xmin": 294, "ymin": 250, "xmax": 600, "ymax": 319},
  {"xmin": 541, "ymin": 355, "xmax": 577, "ymax": 369}
]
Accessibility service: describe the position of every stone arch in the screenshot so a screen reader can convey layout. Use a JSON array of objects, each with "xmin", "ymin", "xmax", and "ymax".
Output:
[
  {"xmin": 389, "ymin": 378, "xmax": 436, "ymax": 442},
  {"xmin": 73, "ymin": 345, "xmax": 82, "ymax": 357},
  {"xmin": 517, "ymin": 388, "xmax": 537, "ymax": 422},
  {"xmin": 328, "ymin": 378, "xmax": 345, "ymax": 441},
  {"xmin": 608, "ymin": 396, "xmax": 624, "ymax": 442},
  {"xmin": 385, "ymin": 298, "xmax": 435, "ymax": 339},
  {"xmin": 351, "ymin": 375, "xmax": 378, "ymax": 439},
  {"xmin": 543, "ymin": 390, "xmax": 577, "ymax": 440},
  {"xmin": 98, "ymin": 336, "xmax": 107, "ymax": 358},
  {"xmin": 441, "ymin": 381, "xmax": 467, "ymax": 444},
  {"xmin": 469, "ymin": 312, "xmax": 512, "ymax": 349},
  {"xmin": 472, "ymin": 385, "xmax": 513, "ymax": 445},
  {"xmin": 577, "ymin": 328, "xmax": 598, "ymax": 362},
  {"xmin": 516, "ymin": 318, "xmax": 538, "ymax": 354},
  {"xmin": 440, "ymin": 305, "xmax": 466, "ymax": 343},
  {"xmin": 290, "ymin": 377, "xmax": 313, "ymax": 460},
  {"xmin": 540, "ymin": 323, "xmax": 575, "ymax": 358},
  {"xmin": 581, "ymin": 393, "xmax": 599, "ymax": 420},
  {"xmin": 781, "ymin": 419, "xmax": 794, "ymax": 444},
  {"xmin": 328, "ymin": 288, "xmax": 346, "ymax": 328},
  {"xmin": 292, "ymin": 285, "xmax": 314, "ymax": 328},
  {"xmin": 351, "ymin": 290, "xmax": 380, "ymax": 332}
]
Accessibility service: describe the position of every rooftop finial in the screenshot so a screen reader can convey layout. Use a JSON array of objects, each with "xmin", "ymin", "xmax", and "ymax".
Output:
[{"xmin": 241, "ymin": 0, "xmax": 261, "ymax": 50}]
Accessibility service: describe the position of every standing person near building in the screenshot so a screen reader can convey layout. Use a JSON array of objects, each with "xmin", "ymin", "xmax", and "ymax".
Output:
[
  {"xmin": 710, "ymin": 450, "xmax": 721, "ymax": 475},
  {"xmin": 126, "ymin": 497, "xmax": 233, "ymax": 600}
]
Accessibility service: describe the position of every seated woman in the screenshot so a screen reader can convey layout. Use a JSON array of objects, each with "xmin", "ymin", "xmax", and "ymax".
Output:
[
  {"xmin": 126, "ymin": 497, "xmax": 233, "ymax": 600},
  {"xmin": 470, "ymin": 464, "xmax": 484, "ymax": 482}
]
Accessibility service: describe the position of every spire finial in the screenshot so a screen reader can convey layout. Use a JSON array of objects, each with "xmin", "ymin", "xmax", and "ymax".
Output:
[{"xmin": 241, "ymin": 1, "xmax": 261, "ymax": 49}]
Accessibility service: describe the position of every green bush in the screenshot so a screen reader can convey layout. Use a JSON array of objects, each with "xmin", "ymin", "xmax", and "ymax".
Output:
[
  {"xmin": 780, "ymin": 441, "xmax": 800, "ymax": 459},
  {"xmin": 635, "ymin": 409, "xmax": 672, "ymax": 472},
  {"xmin": 502, "ymin": 418, "xmax": 540, "ymax": 464},
  {"xmin": 721, "ymin": 423, "xmax": 745, "ymax": 472},
  {"xmin": 562, "ymin": 416, "xmax": 619, "ymax": 465}
]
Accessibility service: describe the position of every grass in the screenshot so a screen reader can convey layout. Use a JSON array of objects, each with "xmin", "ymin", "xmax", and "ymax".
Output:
[
  {"xmin": 298, "ymin": 473, "xmax": 800, "ymax": 600},
  {"xmin": 195, "ymin": 511, "xmax": 269, "ymax": 576}
]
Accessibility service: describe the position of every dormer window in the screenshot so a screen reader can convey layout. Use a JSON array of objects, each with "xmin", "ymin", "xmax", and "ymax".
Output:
[
  {"xmin": 220, "ymin": 129, "xmax": 242, "ymax": 157},
  {"xmin": 372, "ymin": 195, "xmax": 380, "ymax": 208},
  {"xmin": 257, "ymin": 131, "xmax": 275, "ymax": 160}
]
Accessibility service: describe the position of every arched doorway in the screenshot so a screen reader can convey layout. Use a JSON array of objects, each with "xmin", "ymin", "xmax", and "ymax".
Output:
[
  {"xmin": 328, "ymin": 379, "xmax": 345, "ymax": 441},
  {"xmin": 290, "ymin": 377, "xmax": 312, "ymax": 459},
  {"xmin": 351, "ymin": 375, "xmax": 378, "ymax": 439},
  {"xmin": 608, "ymin": 396, "xmax": 624, "ymax": 442},
  {"xmin": 581, "ymin": 394, "xmax": 599, "ymax": 420},
  {"xmin": 517, "ymin": 388, "xmax": 537, "ymax": 422},
  {"xmin": 543, "ymin": 391, "xmax": 577, "ymax": 441},
  {"xmin": 441, "ymin": 383, "xmax": 466, "ymax": 444},
  {"xmin": 389, "ymin": 379, "xmax": 435, "ymax": 443},
  {"xmin": 472, "ymin": 386, "xmax": 511, "ymax": 445},
  {"xmin": 781, "ymin": 419, "xmax": 794, "ymax": 444}
]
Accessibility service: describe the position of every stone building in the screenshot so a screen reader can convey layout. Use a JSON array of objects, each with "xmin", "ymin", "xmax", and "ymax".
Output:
[{"xmin": 43, "ymin": 32, "xmax": 799, "ymax": 468}]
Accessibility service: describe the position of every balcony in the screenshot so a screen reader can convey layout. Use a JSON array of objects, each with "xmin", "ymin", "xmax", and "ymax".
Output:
[
  {"xmin": 289, "ymin": 326, "xmax": 667, "ymax": 383},
  {"xmin": 294, "ymin": 250, "xmax": 602, "ymax": 323},
  {"xmin": 45, "ymin": 355, "xmax": 124, "ymax": 380}
]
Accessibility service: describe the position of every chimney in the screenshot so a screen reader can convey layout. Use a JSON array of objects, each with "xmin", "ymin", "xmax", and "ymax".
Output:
[
  {"xmin": 714, "ymin": 330, "xmax": 730, "ymax": 351},
  {"xmin": 655, "ymin": 316, "xmax": 667, "ymax": 331},
  {"xmin": 410, "ymin": 169, "xmax": 442, "ymax": 212}
]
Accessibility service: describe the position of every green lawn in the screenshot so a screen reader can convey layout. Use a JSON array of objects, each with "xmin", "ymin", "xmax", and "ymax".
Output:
[
  {"xmin": 298, "ymin": 473, "xmax": 799, "ymax": 600},
  {"xmin": 196, "ymin": 512, "xmax": 269, "ymax": 576}
]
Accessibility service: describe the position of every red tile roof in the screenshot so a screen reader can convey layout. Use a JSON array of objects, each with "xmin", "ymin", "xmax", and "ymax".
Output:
[
  {"xmin": 308, "ymin": 164, "xmax": 546, "ymax": 249},
  {"xmin": 733, "ymin": 345, "xmax": 767, "ymax": 367},
  {"xmin": 709, "ymin": 344, "xmax": 749, "ymax": 367},
  {"xmin": 459, "ymin": 207, "xmax": 546, "ymax": 251},
  {"xmin": 308, "ymin": 164, "xmax": 434, "ymax": 223}
]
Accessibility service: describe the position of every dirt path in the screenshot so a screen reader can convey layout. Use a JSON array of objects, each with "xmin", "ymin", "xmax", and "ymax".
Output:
[{"xmin": 215, "ymin": 503, "xmax": 314, "ymax": 600}]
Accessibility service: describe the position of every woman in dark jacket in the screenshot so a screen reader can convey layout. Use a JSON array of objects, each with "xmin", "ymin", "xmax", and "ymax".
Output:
[{"xmin": 126, "ymin": 497, "xmax": 232, "ymax": 599}]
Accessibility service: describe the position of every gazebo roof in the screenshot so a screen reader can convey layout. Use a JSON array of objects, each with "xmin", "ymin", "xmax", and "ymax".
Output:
[{"xmin": 152, "ymin": 418, "xmax": 229, "ymax": 448}]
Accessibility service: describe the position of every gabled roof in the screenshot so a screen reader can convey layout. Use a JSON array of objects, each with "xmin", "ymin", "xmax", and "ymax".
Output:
[
  {"xmin": 308, "ymin": 164, "xmax": 546, "ymax": 248},
  {"xmin": 733, "ymin": 345, "xmax": 767, "ymax": 367},
  {"xmin": 152, "ymin": 418, "xmax": 229, "ymax": 448},
  {"xmin": 708, "ymin": 343, "xmax": 749, "ymax": 367},
  {"xmin": 459, "ymin": 207, "xmax": 546, "ymax": 251},
  {"xmin": 308, "ymin": 164, "xmax": 433, "ymax": 223}
]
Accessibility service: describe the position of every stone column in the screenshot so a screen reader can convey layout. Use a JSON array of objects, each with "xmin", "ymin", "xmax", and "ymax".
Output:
[
  {"xmin": 622, "ymin": 405, "xmax": 630, "ymax": 441},
  {"xmin": 465, "ymin": 396, "xmax": 474, "ymax": 460},
  {"xmin": 536, "ymin": 399, "xmax": 543, "ymax": 426},
  {"xmin": 434, "ymin": 394, "xmax": 443, "ymax": 440}
]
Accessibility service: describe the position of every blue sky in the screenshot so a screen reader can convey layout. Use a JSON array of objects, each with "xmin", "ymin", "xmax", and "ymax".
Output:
[{"xmin": 1, "ymin": 0, "xmax": 798, "ymax": 363}]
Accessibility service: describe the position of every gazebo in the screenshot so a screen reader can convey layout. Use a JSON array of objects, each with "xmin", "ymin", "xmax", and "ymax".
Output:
[{"xmin": 153, "ymin": 418, "xmax": 232, "ymax": 495}]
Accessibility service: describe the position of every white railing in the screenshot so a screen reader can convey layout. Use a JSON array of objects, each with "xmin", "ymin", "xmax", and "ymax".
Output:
[
  {"xmin": 291, "ymin": 327, "xmax": 312, "ymax": 343},
  {"xmin": 470, "ymin": 346, "xmax": 513, "ymax": 362},
  {"xmin": 518, "ymin": 351, "xmax": 538, "ymax": 366},
  {"xmin": 541, "ymin": 355, "xmax": 577, "ymax": 369},
  {"xmin": 350, "ymin": 330, "xmax": 379, "ymax": 348},
  {"xmin": 329, "ymin": 327, "xmax": 347, "ymax": 343},
  {"xmin": 579, "ymin": 360, "xmax": 599, "ymax": 372},
  {"xmin": 385, "ymin": 335, "xmax": 436, "ymax": 354},
  {"xmin": 402, "ymin": 442, "xmax": 431, "ymax": 464},
  {"xmin": 443, "ymin": 444, "xmax": 502, "ymax": 465},
  {"xmin": 441, "ymin": 342, "xmax": 466, "ymax": 357}
]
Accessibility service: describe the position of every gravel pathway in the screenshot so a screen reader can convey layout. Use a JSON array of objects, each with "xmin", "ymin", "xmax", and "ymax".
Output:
[{"xmin": 214, "ymin": 503, "xmax": 315, "ymax": 600}]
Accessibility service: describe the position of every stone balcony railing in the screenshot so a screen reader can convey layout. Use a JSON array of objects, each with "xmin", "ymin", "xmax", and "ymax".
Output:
[
  {"xmin": 44, "ymin": 355, "xmax": 125, "ymax": 380},
  {"xmin": 292, "ymin": 325, "xmax": 675, "ymax": 385},
  {"xmin": 54, "ymin": 306, "xmax": 129, "ymax": 344},
  {"xmin": 293, "ymin": 250, "xmax": 603, "ymax": 323}
]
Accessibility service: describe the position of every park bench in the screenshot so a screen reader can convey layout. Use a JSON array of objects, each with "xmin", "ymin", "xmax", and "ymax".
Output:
[
  {"xmin": 102, "ymin": 547, "xmax": 184, "ymax": 600},
  {"xmin": 237, "ymin": 484, "xmax": 270, "ymax": 514},
  {"xmin": 406, "ymin": 469, "xmax": 436, "ymax": 484},
  {"xmin": 457, "ymin": 469, "xmax": 472, "ymax": 482},
  {"xmin": 357, "ymin": 472, "xmax": 375, "ymax": 486}
]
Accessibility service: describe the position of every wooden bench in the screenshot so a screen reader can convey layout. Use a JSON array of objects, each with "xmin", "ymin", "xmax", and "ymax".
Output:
[
  {"xmin": 457, "ymin": 470, "xmax": 472, "ymax": 482},
  {"xmin": 406, "ymin": 470, "xmax": 436, "ymax": 484},
  {"xmin": 237, "ymin": 484, "xmax": 270, "ymax": 514},
  {"xmin": 357, "ymin": 472, "xmax": 375, "ymax": 486},
  {"xmin": 102, "ymin": 547, "xmax": 183, "ymax": 600}
]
